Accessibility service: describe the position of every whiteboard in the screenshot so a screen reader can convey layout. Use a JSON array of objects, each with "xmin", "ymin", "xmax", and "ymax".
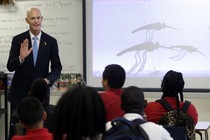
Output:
[{"xmin": 0, "ymin": 0, "xmax": 83, "ymax": 74}]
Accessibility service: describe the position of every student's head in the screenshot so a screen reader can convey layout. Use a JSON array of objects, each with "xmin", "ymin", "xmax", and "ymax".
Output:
[
  {"xmin": 29, "ymin": 78, "xmax": 49, "ymax": 105},
  {"xmin": 25, "ymin": 7, "xmax": 43, "ymax": 36},
  {"xmin": 102, "ymin": 64, "xmax": 126, "ymax": 90},
  {"xmin": 161, "ymin": 70, "xmax": 185, "ymax": 102},
  {"xmin": 16, "ymin": 97, "xmax": 46, "ymax": 128},
  {"xmin": 121, "ymin": 86, "xmax": 145, "ymax": 115},
  {"xmin": 53, "ymin": 86, "xmax": 106, "ymax": 140}
]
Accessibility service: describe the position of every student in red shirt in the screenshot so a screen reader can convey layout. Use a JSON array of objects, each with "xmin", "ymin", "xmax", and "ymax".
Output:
[
  {"xmin": 100, "ymin": 64, "xmax": 126, "ymax": 122},
  {"xmin": 12, "ymin": 97, "xmax": 52, "ymax": 140},
  {"xmin": 144, "ymin": 70, "xmax": 198, "ymax": 125}
]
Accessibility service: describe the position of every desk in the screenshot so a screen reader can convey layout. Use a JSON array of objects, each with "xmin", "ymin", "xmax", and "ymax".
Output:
[{"xmin": 195, "ymin": 122, "xmax": 210, "ymax": 140}]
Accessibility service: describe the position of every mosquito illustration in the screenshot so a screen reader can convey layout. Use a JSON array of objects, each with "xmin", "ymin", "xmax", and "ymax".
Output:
[
  {"xmin": 168, "ymin": 45, "xmax": 208, "ymax": 61},
  {"xmin": 132, "ymin": 22, "xmax": 182, "ymax": 41},
  {"xmin": 117, "ymin": 41, "xmax": 173, "ymax": 73}
]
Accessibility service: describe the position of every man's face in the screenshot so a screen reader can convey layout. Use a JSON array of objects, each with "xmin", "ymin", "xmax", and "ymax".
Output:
[{"xmin": 25, "ymin": 8, "xmax": 43, "ymax": 35}]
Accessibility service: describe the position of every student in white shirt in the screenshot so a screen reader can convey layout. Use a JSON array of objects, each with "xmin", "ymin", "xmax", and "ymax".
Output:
[{"xmin": 106, "ymin": 86, "xmax": 173, "ymax": 140}]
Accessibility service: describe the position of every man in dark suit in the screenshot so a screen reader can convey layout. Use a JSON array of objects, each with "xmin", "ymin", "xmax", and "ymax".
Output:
[{"xmin": 6, "ymin": 7, "xmax": 62, "ymax": 139}]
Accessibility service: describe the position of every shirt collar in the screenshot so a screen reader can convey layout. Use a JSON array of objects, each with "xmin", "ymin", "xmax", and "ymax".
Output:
[
  {"xmin": 29, "ymin": 31, "xmax": 42, "ymax": 41},
  {"xmin": 123, "ymin": 113, "xmax": 144, "ymax": 121}
]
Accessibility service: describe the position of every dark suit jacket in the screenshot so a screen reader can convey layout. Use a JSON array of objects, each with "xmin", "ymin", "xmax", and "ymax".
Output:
[{"xmin": 7, "ymin": 30, "xmax": 62, "ymax": 105}]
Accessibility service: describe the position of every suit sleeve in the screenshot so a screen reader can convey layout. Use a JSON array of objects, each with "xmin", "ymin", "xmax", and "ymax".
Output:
[
  {"xmin": 47, "ymin": 39, "xmax": 62, "ymax": 86},
  {"xmin": 7, "ymin": 37, "xmax": 22, "ymax": 72}
]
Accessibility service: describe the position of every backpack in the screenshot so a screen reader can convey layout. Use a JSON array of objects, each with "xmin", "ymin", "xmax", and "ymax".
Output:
[
  {"xmin": 103, "ymin": 117, "xmax": 149, "ymax": 140},
  {"xmin": 156, "ymin": 99, "xmax": 195, "ymax": 140}
]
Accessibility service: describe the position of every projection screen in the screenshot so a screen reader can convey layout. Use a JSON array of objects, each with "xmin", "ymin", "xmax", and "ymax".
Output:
[{"xmin": 85, "ymin": 0, "xmax": 210, "ymax": 89}]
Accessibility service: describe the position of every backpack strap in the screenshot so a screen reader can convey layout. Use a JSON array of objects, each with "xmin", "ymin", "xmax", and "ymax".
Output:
[
  {"xmin": 181, "ymin": 100, "xmax": 191, "ymax": 113},
  {"xmin": 111, "ymin": 117, "xmax": 132, "ymax": 127},
  {"xmin": 156, "ymin": 99, "xmax": 174, "ymax": 111},
  {"xmin": 111, "ymin": 117, "xmax": 146, "ymax": 128},
  {"xmin": 131, "ymin": 119, "xmax": 150, "ymax": 140},
  {"xmin": 111, "ymin": 117, "xmax": 150, "ymax": 140},
  {"xmin": 132, "ymin": 118, "xmax": 146, "ymax": 125}
]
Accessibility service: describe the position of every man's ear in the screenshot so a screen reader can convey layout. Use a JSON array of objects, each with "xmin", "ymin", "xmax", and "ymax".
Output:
[
  {"xmin": 42, "ymin": 111, "xmax": 47, "ymax": 121},
  {"xmin": 25, "ymin": 18, "xmax": 29, "ymax": 24},
  {"xmin": 144, "ymin": 99, "xmax": 148, "ymax": 108}
]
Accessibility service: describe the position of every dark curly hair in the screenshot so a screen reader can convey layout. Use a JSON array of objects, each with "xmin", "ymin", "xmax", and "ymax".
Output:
[
  {"xmin": 30, "ymin": 78, "xmax": 49, "ymax": 106},
  {"xmin": 121, "ymin": 86, "xmax": 145, "ymax": 115},
  {"xmin": 16, "ymin": 97, "xmax": 44, "ymax": 127},
  {"xmin": 102, "ymin": 64, "xmax": 126, "ymax": 89},
  {"xmin": 52, "ymin": 86, "xmax": 106, "ymax": 140}
]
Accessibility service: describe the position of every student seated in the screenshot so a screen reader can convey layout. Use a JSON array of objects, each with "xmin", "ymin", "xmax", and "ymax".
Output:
[
  {"xmin": 12, "ymin": 97, "xmax": 53, "ymax": 140},
  {"xmin": 29, "ymin": 78, "xmax": 55, "ymax": 132},
  {"xmin": 144, "ymin": 70, "xmax": 198, "ymax": 125},
  {"xmin": 100, "ymin": 64, "xmax": 126, "ymax": 122},
  {"xmin": 106, "ymin": 86, "xmax": 173, "ymax": 140},
  {"xmin": 52, "ymin": 85, "xmax": 106, "ymax": 140}
]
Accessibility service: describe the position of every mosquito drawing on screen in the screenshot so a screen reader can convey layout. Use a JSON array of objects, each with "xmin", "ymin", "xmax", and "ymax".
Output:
[
  {"xmin": 168, "ymin": 45, "xmax": 208, "ymax": 61},
  {"xmin": 132, "ymin": 22, "xmax": 182, "ymax": 41},
  {"xmin": 117, "ymin": 41, "xmax": 175, "ymax": 74}
]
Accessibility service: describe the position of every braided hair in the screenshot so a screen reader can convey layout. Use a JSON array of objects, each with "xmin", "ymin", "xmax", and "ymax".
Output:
[
  {"xmin": 161, "ymin": 70, "xmax": 185, "ymax": 118},
  {"xmin": 161, "ymin": 70, "xmax": 184, "ymax": 100}
]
